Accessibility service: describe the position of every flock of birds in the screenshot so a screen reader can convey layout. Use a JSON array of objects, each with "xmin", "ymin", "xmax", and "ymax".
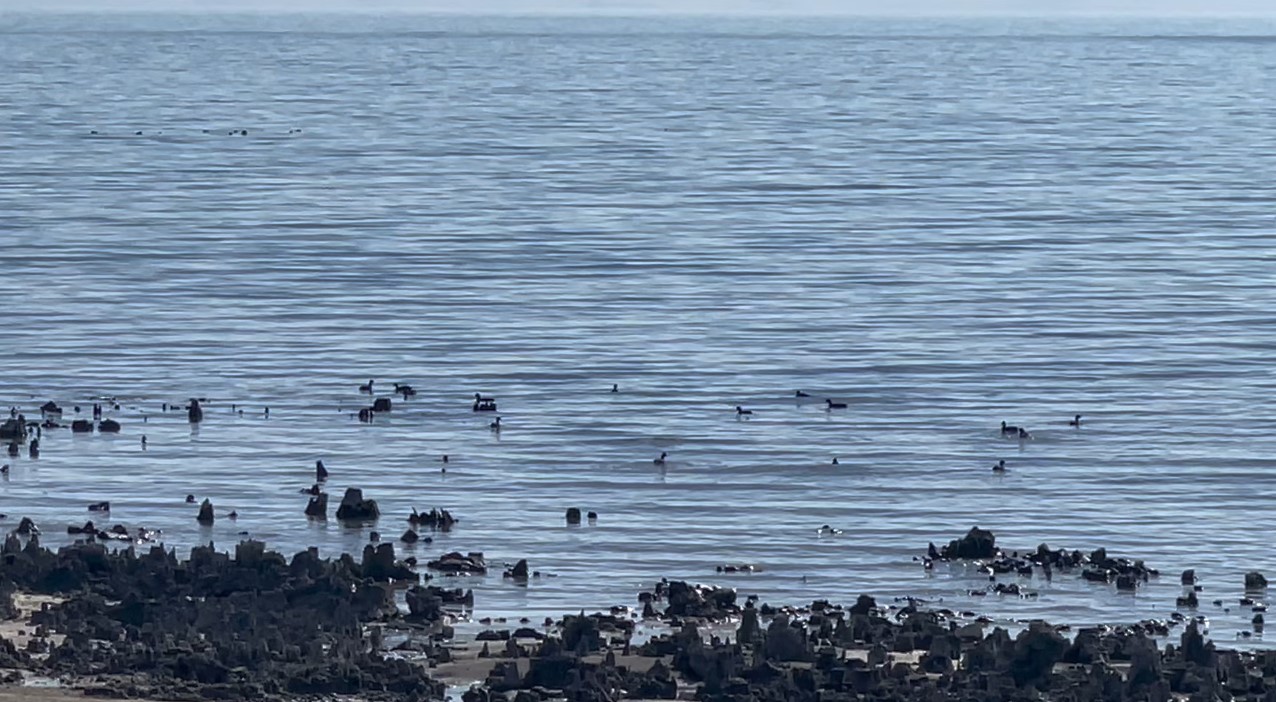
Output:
[{"xmin": 1, "ymin": 381, "xmax": 1087, "ymax": 483}]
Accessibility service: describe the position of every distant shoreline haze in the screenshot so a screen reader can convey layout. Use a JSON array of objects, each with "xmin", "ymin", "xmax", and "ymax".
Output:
[{"xmin": 4, "ymin": 0, "xmax": 1276, "ymax": 17}]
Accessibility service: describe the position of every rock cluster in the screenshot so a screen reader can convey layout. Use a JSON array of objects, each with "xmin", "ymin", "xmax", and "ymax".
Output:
[
  {"xmin": 0, "ymin": 535, "xmax": 441, "ymax": 700},
  {"xmin": 469, "ymin": 588, "xmax": 1276, "ymax": 702}
]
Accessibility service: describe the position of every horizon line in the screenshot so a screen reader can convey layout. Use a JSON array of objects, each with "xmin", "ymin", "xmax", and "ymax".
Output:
[{"xmin": 4, "ymin": 8, "xmax": 1276, "ymax": 19}]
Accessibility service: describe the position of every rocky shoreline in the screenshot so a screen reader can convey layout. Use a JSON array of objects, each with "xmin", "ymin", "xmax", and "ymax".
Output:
[{"xmin": 0, "ymin": 525, "xmax": 1268, "ymax": 701}]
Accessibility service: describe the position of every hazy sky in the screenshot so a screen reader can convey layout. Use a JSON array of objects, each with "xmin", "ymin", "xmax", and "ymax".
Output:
[{"xmin": 6, "ymin": 0, "xmax": 1276, "ymax": 15}]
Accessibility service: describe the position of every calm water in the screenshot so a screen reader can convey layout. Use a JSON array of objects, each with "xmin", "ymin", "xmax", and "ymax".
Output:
[{"xmin": 3, "ymin": 13, "xmax": 1276, "ymax": 646}]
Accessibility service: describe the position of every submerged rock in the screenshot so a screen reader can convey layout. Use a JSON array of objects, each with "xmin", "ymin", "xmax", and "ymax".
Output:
[
  {"xmin": 335, "ymin": 487, "xmax": 379, "ymax": 521},
  {"xmin": 196, "ymin": 499, "xmax": 214, "ymax": 524}
]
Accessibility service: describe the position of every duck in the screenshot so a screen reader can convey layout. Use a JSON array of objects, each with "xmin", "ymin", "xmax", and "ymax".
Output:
[
  {"xmin": 795, "ymin": 390, "xmax": 811, "ymax": 398},
  {"xmin": 735, "ymin": 406, "xmax": 753, "ymax": 416},
  {"xmin": 489, "ymin": 417, "xmax": 502, "ymax": 431},
  {"xmin": 1069, "ymin": 414, "xmax": 1082, "ymax": 427},
  {"xmin": 653, "ymin": 452, "xmax": 667, "ymax": 466},
  {"xmin": 27, "ymin": 440, "xmax": 38, "ymax": 459},
  {"xmin": 1017, "ymin": 428, "xmax": 1033, "ymax": 440},
  {"xmin": 300, "ymin": 483, "xmax": 321, "ymax": 496},
  {"xmin": 394, "ymin": 383, "xmax": 416, "ymax": 398},
  {"xmin": 611, "ymin": 384, "xmax": 618, "ymax": 393},
  {"xmin": 315, "ymin": 460, "xmax": 329, "ymax": 482},
  {"xmin": 816, "ymin": 525, "xmax": 842, "ymax": 535},
  {"xmin": 1000, "ymin": 421, "xmax": 1020, "ymax": 435},
  {"xmin": 831, "ymin": 457, "xmax": 839, "ymax": 465},
  {"xmin": 88, "ymin": 501, "xmax": 110, "ymax": 512},
  {"xmin": 825, "ymin": 399, "xmax": 848, "ymax": 410},
  {"xmin": 992, "ymin": 459, "xmax": 1006, "ymax": 473},
  {"xmin": 1, "ymin": 465, "xmax": 8, "ymax": 475},
  {"xmin": 359, "ymin": 379, "xmax": 375, "ymax": 393}
]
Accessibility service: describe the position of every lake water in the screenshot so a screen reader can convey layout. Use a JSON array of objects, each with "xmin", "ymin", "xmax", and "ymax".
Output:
[{"xmin": 3, "ymin": 12, "xmax": 1276, "ymax": 646}]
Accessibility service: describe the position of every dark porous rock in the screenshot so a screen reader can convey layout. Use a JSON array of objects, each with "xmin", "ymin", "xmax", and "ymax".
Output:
[
  {"xmin": 939, "ymin": 526, "xmax": 997, "ymax": 560},
  {"xmin": 408, "ymin": 508, "xmax": 457, "ymax": 531},
  {"xmin": 16, "ymin": 517, "xmax": 39, "ymax": 536},
  {"xmin": 335, "ymin": 487, "xmax": 380, "ymax": 521},
  {"xmin": 0, "ymin": 539, "xmax": 445, "ymax": 702},
  {"xmin": 196, "ymin": 498, "xmax": 215, "ymax": 524},
  {"xmin": 736, "ymin": 605, "xmax": 761, "ymax": 645},
  {"xmin": 652, "ymin": 580, "xmax": 739, "ymax": 620},
  {"xmin": 304, "ymin": 492, "xmax": 328, "ymax": 518},
  {"xmin": 565, "ymin": 508, "xmax": 581, "ymax": 525},
  {"xmin": 360, "ymin": 542, "xmax": 415, "ymax": 582},
  {"xmin": 504, "ymin": 559, "xmax": 529, "ymax": 580},
  {"xmin": 400, "ymin": 529, "xmax": 419, "ymax": 544},
  {"xmin": 1247, "ymin": 571, "xmax": 1268, "ymax": 590},
  {"xmin": 427, "ymin": 551, "xmax": 487, "ymax": 575},
  {"xmin": 762, "ymin": 614, "xmax": 812, "ymax": 662},
  {"xmin": 849, "ymin": 593, "xmax": 876, "ymax": 616},
  {"xmin": 405, "ymin": 585, "xmax": 452, "ymax": 621},
  {"xmin": 1009, "ymin": 621, "xmax": 1068, "ymax": 686}
]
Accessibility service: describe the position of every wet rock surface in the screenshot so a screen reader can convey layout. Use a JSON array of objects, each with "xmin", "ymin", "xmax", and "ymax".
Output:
[
  {"xmin": 460, "ymin": 588, "xmax": 1276, "ymax": 702},
  {"xmin": 0, "ymin": 535, "xmax": 443, "ymax": 701}
]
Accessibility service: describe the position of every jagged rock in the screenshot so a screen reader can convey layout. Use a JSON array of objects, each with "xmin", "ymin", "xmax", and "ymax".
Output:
[
  {"xmin": 1247, "ymin": 571, "xmax": 1268, "ymax": 590},
  {"xmin": 737, "ymin": 605, "xmax": 761, "ymax": 644},
  {"xmin": 304, "ymin": 492, "xmax": 328, "ymax": 518},
  {"xmin": 335, "ymin": 488, "xmax": 379, "ymax": 521},
  {"xmin": 941, "ymin": 526, "xmax": 997, "ymax": 559},
  {"xmin": 849, "ymin": 594, "xmax": 876, "ymax": 616},
  {"xmin": 1010, "ymin": 622, "xmax": 1068, "ymax": 686},
  {"xmin": 763, "ymin": 615, "xmax": 811, "ymax": 662},
  {"xmin": 360, "ymin": 543, "xmax": 414, "ymax": 581},
  {"xmin": 400, "ymin": 529, "xmax": 419, "ymax": 543},
  {"xmin": 407, "ymin": 508, "xmax": 456, "ymax": 531},
  {"xmin": 504, "ymin": 559, "xmax": 529, "ymax": 579},
  {"xmin": 196, "ymin": 499, "xmax": 214, "ymax": 524},
  {"xmin": 16, "ymin": 517, "xmax": 38, "ymax": 536},
  {"xmin": 427, "ymin": 551, "xmax": 486, "ymax": 575}
]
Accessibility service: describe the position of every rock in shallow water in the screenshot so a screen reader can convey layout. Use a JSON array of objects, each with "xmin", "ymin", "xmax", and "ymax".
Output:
[{"xmin": 335, "ymin": 487, "xmax": 380, "ymax": 521}]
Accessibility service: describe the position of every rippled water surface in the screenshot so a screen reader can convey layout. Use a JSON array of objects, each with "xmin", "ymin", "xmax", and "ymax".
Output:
[{"xmin": 3, "ymin": 13, "xmax": 1276, "ymax": 644}]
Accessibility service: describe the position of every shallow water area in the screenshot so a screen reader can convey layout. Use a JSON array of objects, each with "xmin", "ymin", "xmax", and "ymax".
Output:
[{"xmin": 2, "ymin": 13, "xmax": 1276, "ymax": 651}]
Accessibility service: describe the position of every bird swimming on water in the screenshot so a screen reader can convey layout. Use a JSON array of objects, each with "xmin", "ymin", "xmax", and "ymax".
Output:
[
  {"xmin": 1069, "ymin": 414, "xmax": 1082, "ymax": 427},
  {"xmin": 795, "ymin": 390, "xmax": 811, "ymax": 398},
  {"xmin": 1000, "ymin": 421, "xmax": 1020, "ymax": 435},
  {"xmin": 359, "ymin": 379, "xmax": 374, "ymax": 393},
  {"xmin": 992, "ymin": 459, "xmax": 1006, "ymax": 473},
  {"xmin": 653, "ymin": 452, "xmax": 667, "ymax": 466},
  {"xmin": 736, "ymin": 405, "xmax": 753, "ymax": 416},
  {"xmin": 826, "ymin": 399, "xmax": 847, "ymax": 410}
]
